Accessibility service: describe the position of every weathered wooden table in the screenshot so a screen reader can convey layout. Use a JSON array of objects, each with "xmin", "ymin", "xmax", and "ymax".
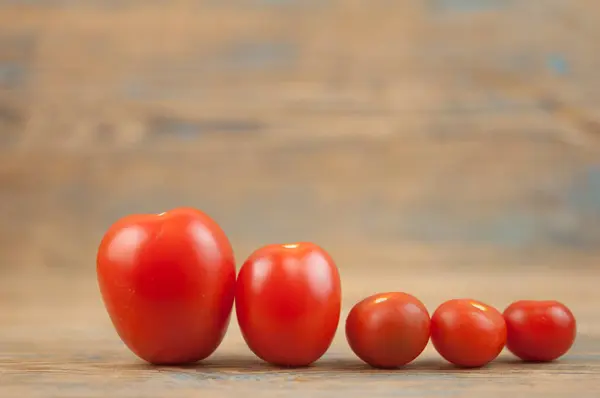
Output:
[
  {"xmin": 1, "ymin": 0, "xmax": 600, "ymax": 396},
  {"xmin": 1, "ymin": 261, "xmax": 599, "ymax": 397}
]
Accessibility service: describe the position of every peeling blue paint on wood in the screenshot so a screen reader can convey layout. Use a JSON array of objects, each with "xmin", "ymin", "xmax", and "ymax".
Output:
[
  {"xmin": 546, "ymin": 53, "xmax": 570, "ymax": 76},
  {"xmin": 0, "ymin": 33, "xmax": 34, "ymax": 90},
  {"xmin": 145, "ymin": 116, "xmax": 264, "ymax": 138},
  {"xmin": 0, "ymin": 33, "xmax": 36, "ymax": 57},
  {"xmin": 0, "ymin": 0, "xmax": 166, "ymax": 7},
  {"xmin": 564, "ymin": 165, "xmax": 600, "ymax": 215},
  {"xmin": 120, "ymin": 79, "xmax": 205, "ymax": 102},
  {"xmin": 200, "ymin": 0, "xmax": 331, "ymax": 8},
  {"xmin": 352, "ymin": 161, "xmax": 600, "ymax": 249},
  {"xmin": 429, "ymin": 0, "xmax": 509, "ymax": 13},
  {"xmin": 218, "ymin": 40, "xmax": 297, "ymax": 71},
  {"xmin": 385, "ymin": 211, "xmax": 537, "ymax": 248},
  {"xmin": 0, "ymin": 62, "xmax": 27, "ymax": 89}
]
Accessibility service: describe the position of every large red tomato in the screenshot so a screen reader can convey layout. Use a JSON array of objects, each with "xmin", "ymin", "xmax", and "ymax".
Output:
[
  {"xmin": 504, "ymin": 300, "xmax": 576, "ymax": 362},
  {"xmin": 96, "ymin": 207, "xmax": 236, "ymax": 365},
  {"xmin": 235, "ymin": 242, "xmax": 342, "ymax": 367}
]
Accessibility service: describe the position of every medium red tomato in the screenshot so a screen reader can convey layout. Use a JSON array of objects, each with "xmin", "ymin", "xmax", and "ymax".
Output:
[
  {"xmin": 235, "ymin": 242, "xmax": 341, "ymax": 367},
  {"xmin": 504, "ymin": 300, "xmax": 576, "ymax": 362},
  {"xmin": 345, "ymin": 292, "xmax": 430, "ymax": 368},
  {"xmin": 431, "ymin": 299, "xmax": 506, "ymax": 368},
  {"xmin": 96, "ymin": 207, "xmax": 236, "ymax": 365}
]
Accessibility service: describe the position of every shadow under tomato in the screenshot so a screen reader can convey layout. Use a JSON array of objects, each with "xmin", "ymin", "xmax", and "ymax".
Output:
[
  {"xmin": 120, "ymin": 356, "xmax": 368, "ymax": 373},
  {"xmin": 491, "ymin": 356, "xmax": 570, "ymax": 367},
  {"xmin": 107, "ymin": 355, "xmax": 517, "ymax": 374}
]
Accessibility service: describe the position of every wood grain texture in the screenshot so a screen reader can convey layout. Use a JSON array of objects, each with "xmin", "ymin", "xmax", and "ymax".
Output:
[
  {"xmin": 1, "ymin": 0, "xmax": 599, "ymax": 151},
  {"xmin": 1, "ymin": 0, "xmax": 600, "ymax": 396},
  {"xmin": 0, "ymin": 0, "xmax": 599, "ymax": 259},
  {"xmin": 1, "ymin": 268, "xmax": 600, "ymax": 397}
]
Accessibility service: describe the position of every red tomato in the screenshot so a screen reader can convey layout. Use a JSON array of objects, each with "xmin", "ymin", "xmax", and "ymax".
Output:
[
  {"xmin": 504, "ymin": 300, "xmax": 576, "ymax": 362},
  {"xmin": 96, "ymin": 207, "xmax": 236, "ymax": 365},
  {"xmin": 235, "ymin": 242, "xmax": 341, "ymax": 367},
  {"xmin": 345, "ymin": 292, "xmax": 431, "ymax": 368},
  {"xmin": 431, "ymin": 299, "xmax": 506, "ymax": 368}
]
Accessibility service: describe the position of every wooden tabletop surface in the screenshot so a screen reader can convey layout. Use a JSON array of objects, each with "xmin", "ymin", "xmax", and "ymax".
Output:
[
  {"xmin": 1, "ymin": 0, "xmax": 600, "ymax": 396},
  {"xmin": 2, "ymin": 264, "xmax": 600, "ymax": 397}
]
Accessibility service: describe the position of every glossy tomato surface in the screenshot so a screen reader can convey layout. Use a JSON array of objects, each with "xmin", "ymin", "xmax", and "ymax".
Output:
[
  {"xmin": 345, "ymin": 292, "xmax": 430, "ymax": 368},
  {"xmin": 431, "ymin": 299, "xmax": 506, "ymax": 368},
  {"xmin": 504, "ymin": 300, "xmax": 576, "ymax": 362},
  {"xmin": 97, "ymin": 207, "xmax": 236, "ymax": 365},
  {"xmin": 235, "ymin": 242, "xmax": 341, "ymax": 367}
]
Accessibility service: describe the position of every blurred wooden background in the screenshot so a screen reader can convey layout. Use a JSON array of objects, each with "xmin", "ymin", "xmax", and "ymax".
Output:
[
  {"xmin": 0, "ymin": 0, "xmax": 599, "ymax": 289},
  {"xmin": 1, "ymin": 1, "xmax": 600, "ymax": 396},
  {"xmin": 2, "ymin": 0, "xmax": 600, "ymax": 273}
]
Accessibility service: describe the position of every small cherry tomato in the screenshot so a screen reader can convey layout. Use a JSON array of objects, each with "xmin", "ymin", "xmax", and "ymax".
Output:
[
  {"xmin": 97, "ymin": 207, "xmax": 236, "ymax": 365},
  {"xmin": 431, "ymin": 299, "xmax": 506, "ymax": 368},
  {"xmin": 345, "ymin": 292, "xmax": 431, "ymax": 368},
  {"xmin": 503, "ymin": 300, "xmax": 576, "ymax": 362},
  {"xmin": 235, "ymin": 242, "xmax": 341, "ymax": 367}
]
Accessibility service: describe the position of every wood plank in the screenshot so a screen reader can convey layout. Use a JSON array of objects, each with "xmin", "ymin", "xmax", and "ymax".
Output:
[
  {"xmin": 0, "ymin": 0, "xmax": 599, "ymax": 149},
  {"xmin": 1, "ymin": 268, "xmax": 599, "ymax": 397}
]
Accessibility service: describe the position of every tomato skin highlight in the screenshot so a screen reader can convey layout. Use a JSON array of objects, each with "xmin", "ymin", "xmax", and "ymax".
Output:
[
  {"xmin": 504, "ymin": 300, "xmax": 576, "ymax": 362},
  {"xmin": 96, "ymin": 207, "xmax": 236, "ymax": 365},
  {"xmin": 345, "ymin": 292, "xmax": 431, "ymax": 368},
  {"xmin": 431, "ymin": 299, "xmax": 506, "ymax": 368},
  {"xmin": 235, "ymin": 242, "xmax": 341, "ymax": 367}
]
